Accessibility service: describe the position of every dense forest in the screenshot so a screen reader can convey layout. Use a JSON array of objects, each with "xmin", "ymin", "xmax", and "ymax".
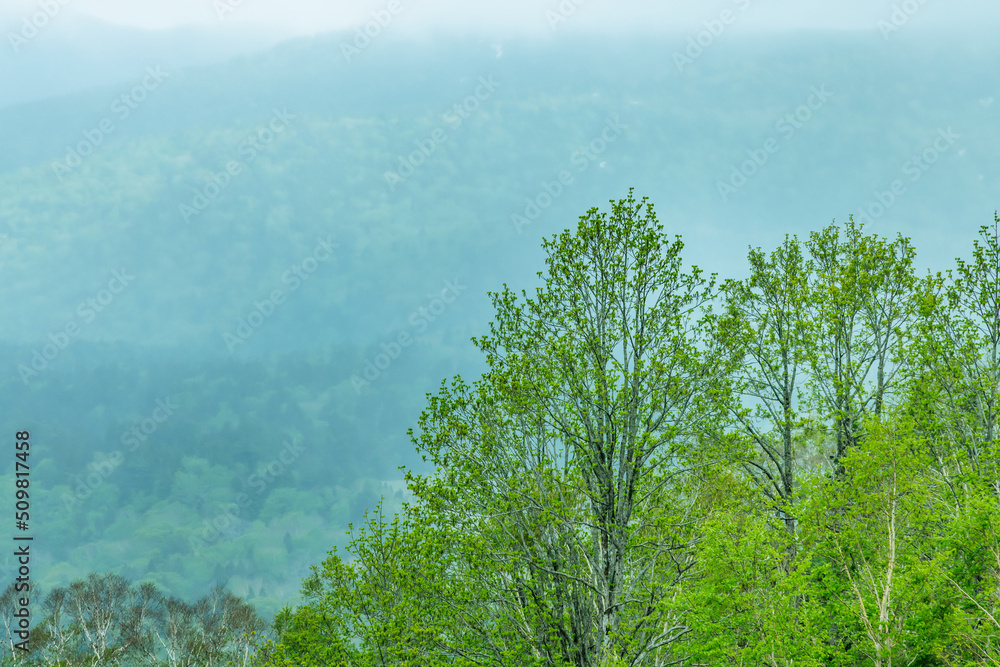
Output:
[
  {"xmin": 0, "ymin": 20, "xmax": 998, "ymax": 667},
  {"xmin": 5, "ymin": 191, "xmax": 998, "ymax": 665}
]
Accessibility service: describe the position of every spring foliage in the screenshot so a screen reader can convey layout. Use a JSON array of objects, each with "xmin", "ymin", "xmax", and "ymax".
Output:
[{"xmin": 256, "ymin": 195, "xmax": 1000, "ymax": 666}]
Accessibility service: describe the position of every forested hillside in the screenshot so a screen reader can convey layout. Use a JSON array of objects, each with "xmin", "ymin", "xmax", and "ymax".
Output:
[
  {"xmin": 0, "ymin": 24, "xmax": 997, "ymax": 665},
  {"xmin": 6, "ymin": 192, "xmax": 998, "ymax": 665}
]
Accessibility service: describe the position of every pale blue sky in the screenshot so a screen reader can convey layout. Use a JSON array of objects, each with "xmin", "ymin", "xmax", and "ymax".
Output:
[{"xmin": 1, "ymin": 0, "xmax": 993, "ymax": 38}]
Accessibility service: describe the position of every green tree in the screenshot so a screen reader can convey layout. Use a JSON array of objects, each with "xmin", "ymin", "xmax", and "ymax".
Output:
[
  {"xmin": 806, "ymin": 217, "xmax": 916, "ymax": 472},
  {"xmin": 427, "ymin": 190, "xmax": 719, "ymax": 665},
  {"xmin": 800, "ymin": 413, "xmax": 952, "ymax": 667},
  {"xmin": 260, "ymin": 191, "xmax": 724, "ymax": 667},
  {"xmin": 907, "ymin": 214, "xmax": 1000, "ymax": 492},
  {"xmin": 252, "ymin": 498, "xmax": 461, "ymax": 667},
  {"xmin": 0, "ymin": 573, "xmax": 264, "ymax": 667},
  {"xmin": 715, "ymin": 235, "xmax": 815, "ymax": 540},
  {"xmin": 677, "ymin": 464, "xmax": 826, "ymax": 666},
  {"xmin": 904, "ymin": 214, "xmax": 1000, "ymax": 665}
]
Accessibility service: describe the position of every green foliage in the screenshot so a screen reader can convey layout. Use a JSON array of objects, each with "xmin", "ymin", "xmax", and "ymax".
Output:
[
  {"xmin": 679, "ymin": 468, "xmax": 824, "ymax": 666},
  {"xmin": 800, "ymin": 414, "xmax": 954, "ymax": 665},
  {"xmin": 135, "ymin": 201, "xmax": 1000, "ymax": 666},
  {"xmin": 252, "ymin": 498, "xmax": 467, "ymax": 667},
  {"xmin": 806, "ymin": 217, "xmax": 917, "ymax": 469}
]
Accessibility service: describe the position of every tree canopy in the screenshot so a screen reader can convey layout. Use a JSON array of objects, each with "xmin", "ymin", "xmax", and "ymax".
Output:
[{"xmin": 250, "ymin": 196, "xmax": 1000, "ymax": 666}]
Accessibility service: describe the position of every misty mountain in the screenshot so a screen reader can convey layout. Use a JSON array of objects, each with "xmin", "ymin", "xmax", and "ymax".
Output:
[
  {"xmin": 0, "ymin": 28, "xmax": 997, "ymax": 621},
  {"xmin": 0, "ymin": 12, "xmax": 289, "ymax": 109}
]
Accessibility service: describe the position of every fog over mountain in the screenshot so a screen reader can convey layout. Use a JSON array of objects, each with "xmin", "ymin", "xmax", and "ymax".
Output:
[{"xmin": 0, "ymin": 0, "xmax": 997, "ymax": 638}]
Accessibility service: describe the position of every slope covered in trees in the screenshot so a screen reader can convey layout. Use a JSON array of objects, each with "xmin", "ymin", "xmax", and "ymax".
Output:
[
  {"xmin": 1, "ymin": 31, "xmax": 996, "ymax": 624},
  {"xmin": 1, "ymin": 572, "xmax": 265, "ymax": 666},
  {"xmin": 256, "ymin": 193, "xmax": 1000, "ymax": 666}
]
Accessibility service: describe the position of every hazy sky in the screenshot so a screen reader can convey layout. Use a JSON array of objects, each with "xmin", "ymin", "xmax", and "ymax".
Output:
[{"xmin": 1, "ymin": 0, "xmax": 995, "ymax": 38}]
